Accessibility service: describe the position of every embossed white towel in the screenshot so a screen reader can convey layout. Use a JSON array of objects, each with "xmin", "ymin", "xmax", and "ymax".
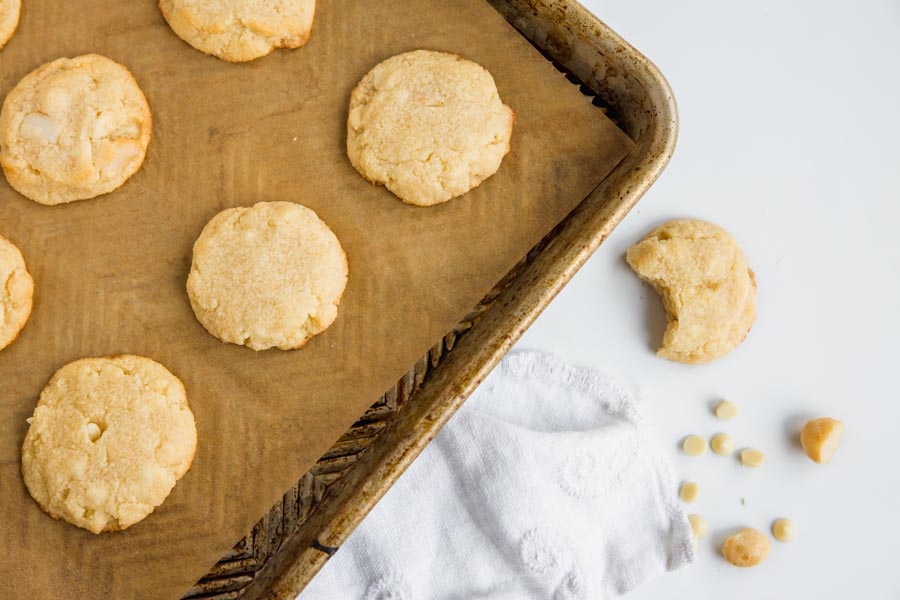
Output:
[{"xmin": 299, "ymin": 351, "xmax": 694, "ymax": 600}]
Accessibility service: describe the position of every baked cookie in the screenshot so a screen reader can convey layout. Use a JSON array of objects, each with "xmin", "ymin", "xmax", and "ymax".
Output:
[
  {"xmin": 0, "ymin": 233, "xmax": 33, "ymax": 351},
  {"xmin": 187, "ymin": 201, "xmax": 348, "ymax": 350},
  {"xmin": 626, "ymin": 219, "xmax": 757, "ymax": 365},
  {"xmin": 21, "ymin": 355, "xmax": 197, "ymax": 534},
  {"xmin": 159, "ymin": 0, "xmax": 316, "ymax": 62},
  {"xmin": 0, "ymin": 0, "xmax": 21, "ymax": 51},
  {"xmin": 347, "ymin": 50, "xmax": 515, "ymax": 207},
  {"xmin": 0, "ymin": 54, "xmax": 152, "ymax": 206}
]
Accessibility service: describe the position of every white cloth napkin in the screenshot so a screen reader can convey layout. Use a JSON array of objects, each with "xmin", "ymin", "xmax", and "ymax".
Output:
[{"xmin": 299, "ymin": 351, "xmax": 694, "ymax": 600}]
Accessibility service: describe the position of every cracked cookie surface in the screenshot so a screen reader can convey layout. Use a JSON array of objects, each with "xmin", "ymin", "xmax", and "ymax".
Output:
[
  {"xmin": 347, "ymin": 50, "xmax": 514, "ymax": 207},
  {"xmin": 0, "ymin": 0, "xmax": 21, "ymax": 51},
  {"xmin": 159, "ymin": 0, "xmax": 316, "ymax": 62},
  {"xmin": 187, "ymin": 201, "xmax": 348, "ymax": 351},
  {"xmin": 626, "ymin": 219, "xmax": 757, "ymax": 365},
  {"xmin": 0, "ymin": 234, "xmax": 33, "ymax": 351},
  {"xmin": 21, "ymin": 355, "xmax": 197, "ymax": 534},
  {"xmin": 0, "ymin": 54, "xmax": 152, "ymax": 206}
]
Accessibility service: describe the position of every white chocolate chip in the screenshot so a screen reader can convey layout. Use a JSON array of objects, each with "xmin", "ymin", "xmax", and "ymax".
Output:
[
  {"xmin": 772, "ymin": 518, "xmax": 797, "ymax": 542},
  {"xmin": 740, "ymin": 448, "xmax": 765, "ymax": 468},
  {"xmin": 20, "ymin": 113, "xmax": 62, "ymax": 143},
  {"xmin": 683, "ymin": 435, "xmax": 708, "ymax": 456},
  {"xmin": 680, "ymin": 481, "xmax": 699, "ymax": 503},
  {"xmin": 715, "ymin": 400, "xmax": 739, "ymax": 420},
  {"xmin": 711, "ymin": 433, "xmax": 735, "ymax": 455}
]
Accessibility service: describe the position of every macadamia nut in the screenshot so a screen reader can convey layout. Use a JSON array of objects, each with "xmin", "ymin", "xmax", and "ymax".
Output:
[
  {"xmin": 800, "ymin": 417, "xmax": 844, "ymax": 464},
  {"xmin": 689, "ymin": 514, "xmax": 709, "ymax": 540},
  {"xmin": 723, "ymin": 528, "xmax": 770, "ymax": 567}
]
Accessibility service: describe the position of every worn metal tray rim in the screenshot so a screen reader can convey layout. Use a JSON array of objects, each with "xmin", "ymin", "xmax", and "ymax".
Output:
[{"xmin": 189, "ymin": 0, "xmax": 678, "ymax": 597}]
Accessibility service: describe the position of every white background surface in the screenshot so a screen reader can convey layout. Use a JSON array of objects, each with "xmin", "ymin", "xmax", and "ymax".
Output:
[{"xmin": 516, "ymin": 0, "xmax": 900, "ymax": 598}]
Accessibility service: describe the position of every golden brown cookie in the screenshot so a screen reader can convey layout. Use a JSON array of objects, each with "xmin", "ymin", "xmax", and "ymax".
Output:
[
  {"xmin": 0, "ymin": 54, "xmax": 152, "ymax": 205},
  {"xmin": 0, "ymin": 0, "xmax": 21, "ymax": 51},
  {"xmin": 159, "ymin": 0, "xmax": 316, "ymax": 62},
  {"xmin": 21, "ymin": 356, "xmax": 197, "ymax": 534},
  {"xmin": 348, "ymin": 50, "xmax": 515, "ymax": 207},
  {"xmin": 626, "ymin": 219, "xmax": 757, "ymax": 364},
  {"xmin": 187, "ymin": 201, "xmax": 348, "ymax": 350},
  {"xmin": 0, "ymin": 233, "xmax": 33, "ymax": 351}
]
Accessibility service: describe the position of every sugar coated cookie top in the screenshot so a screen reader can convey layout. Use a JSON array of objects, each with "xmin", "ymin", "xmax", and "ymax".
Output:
[
  {"xmin": 348, "ymin": 50, "xmax": 514, "ymax": 207},
  {"xmin": 0, "ymin": 54, "xmax": 152, "ymax": 205},
  {"xmin": 187, "ymin": 201, "xmax": 348, "ymax": 351},
  {"xmin": 21, "ymin": 355, "xmax": 197, "ymax": 533},
  {"xmin": 159, "ymin": 0, "xmax": 316, "ymax": 62}
]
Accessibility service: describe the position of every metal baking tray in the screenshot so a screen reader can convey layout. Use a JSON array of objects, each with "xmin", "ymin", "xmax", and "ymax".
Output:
[{"xmin": 184, "ymin": 1, "xmax": 677, "ymax": 597}]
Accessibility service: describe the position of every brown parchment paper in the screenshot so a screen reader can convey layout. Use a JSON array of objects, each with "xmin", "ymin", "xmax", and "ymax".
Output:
[{"xmin": 0, "ymin": 1, "xmax": 632, "ymax": 598}]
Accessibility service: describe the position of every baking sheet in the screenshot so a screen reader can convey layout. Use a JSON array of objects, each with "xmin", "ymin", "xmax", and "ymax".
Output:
[{"xmin": 0, "ymin": 0, "xmax": 632, "ymax": 597}]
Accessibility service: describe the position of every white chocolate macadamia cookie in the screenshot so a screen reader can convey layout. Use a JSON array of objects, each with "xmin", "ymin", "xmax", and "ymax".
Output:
[
  {"xmin": 187, "ymin": 201, "xmax": 348, "ymax": 351},
  {"xmin": 21, "ymin": 356, "xmax": 197, "ymax": 534},
  {"xmin": 626, "ymin": 219, "xmax": 757, "ymax": 365},
  {"xmin": 348, "ymin": 50, "xmax": 514, "ymax": 207},
  {"xmin": 159, "ymin": 0, "xmax": 316, "ymax": 62},
  {"xmin": 0, "ymin": 54, "xmax": 152, "ymax": 205},
  {"xmin": 0, "ymin": 0, "xmax": 21, "ymax": 51},
  {"xmin": 0, "ymin": 234, "xmax": 33, "ymax": 351}
]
